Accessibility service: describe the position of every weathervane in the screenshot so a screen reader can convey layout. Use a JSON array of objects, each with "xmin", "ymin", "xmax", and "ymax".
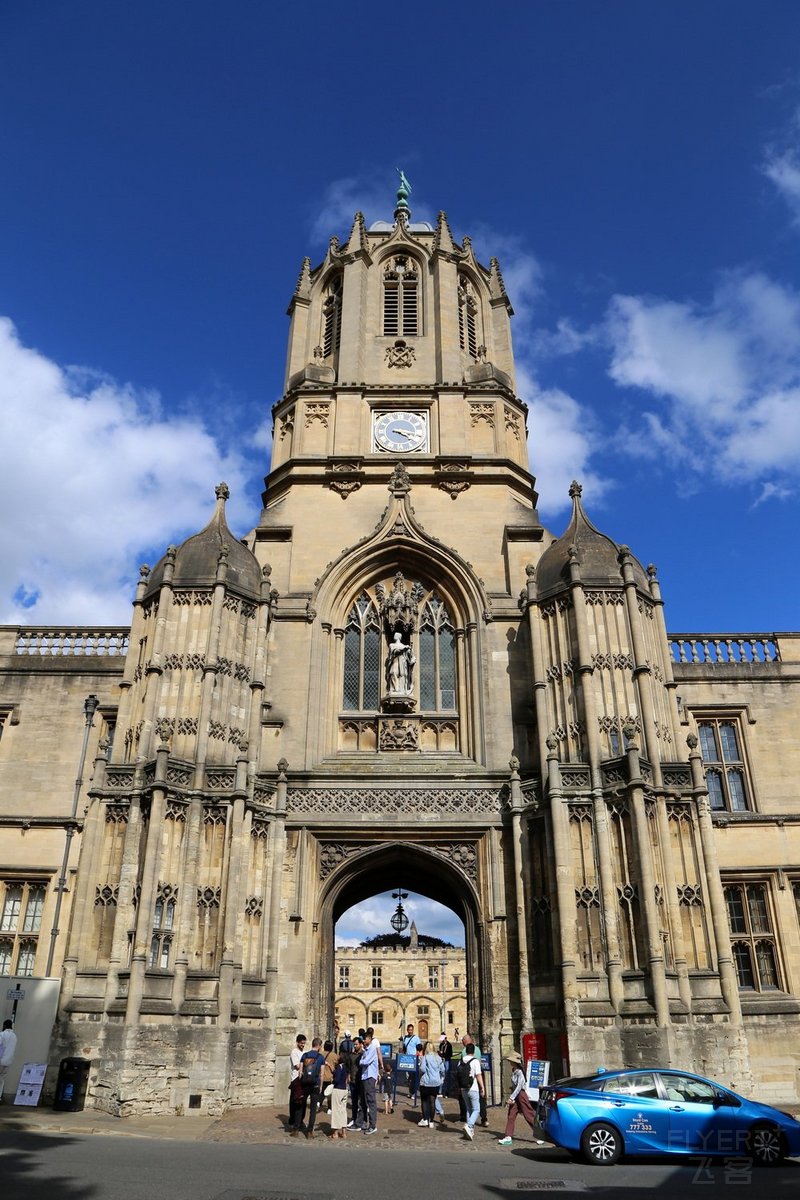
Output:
[{"xmin": 395, "ymin": 168, "xmax": 412, "ymax": 223}]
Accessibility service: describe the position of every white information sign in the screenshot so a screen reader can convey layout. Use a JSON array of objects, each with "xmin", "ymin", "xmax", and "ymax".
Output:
[
  {"xmin": 14, "ymin": 1062, "xmax": 47, "ymax": 1107},
  {"xmin": 525, "ymin": 1057, "xmax": 550, "ymax": 1101}
]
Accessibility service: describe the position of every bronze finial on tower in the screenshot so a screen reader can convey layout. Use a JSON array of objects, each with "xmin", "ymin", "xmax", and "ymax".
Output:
[{"xmin": 394, "ymin": 167, "xmax": 412, "ymax": 224}]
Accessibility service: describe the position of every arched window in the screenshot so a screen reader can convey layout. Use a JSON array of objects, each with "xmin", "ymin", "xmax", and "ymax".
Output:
[
  {"xmin": 458, "ymin": 274, "xmax": 480, "ymax": 359},
  {"xmin": 418, "ymin": 595, "xmax": 456, "ymax": 711},
  {"xmin": 383, "ymin": 256, "xmax": 419, "ymax": 336},
  {"xmin": 322, "ymin": 273, "xmax": 343, "ymax": 361},
  {"xmin": 341, "ymin": 582, "xmax": 456, "ymax": 713},
  {"xmin": 343, "ymin": 593, "xmax": 381, "ymax": 710}
]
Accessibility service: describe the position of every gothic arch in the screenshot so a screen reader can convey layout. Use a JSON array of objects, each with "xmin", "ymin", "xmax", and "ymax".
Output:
[
  {"xmin": 313, "ymin": 840, "xmax": 487, "ymax": 1043},
  {"xmin": 305, "ymin": 511, "xmax": 492, "ymax": 762}
]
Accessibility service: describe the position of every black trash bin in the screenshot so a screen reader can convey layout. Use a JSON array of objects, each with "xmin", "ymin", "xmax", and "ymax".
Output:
[{"xmin": 53, "ymin": 1057, "xmax": 91, "ymax": 1111}]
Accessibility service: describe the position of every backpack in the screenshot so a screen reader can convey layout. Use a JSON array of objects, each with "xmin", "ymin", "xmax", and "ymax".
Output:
[
  {"xmin": 455, "ymin": 1057, "xmax": 474, "ymax": 1089},
  {"xmin": 301, "ymin": 1053, "xmax": 321, "ymax": 1086},
  {"xmin": 339, "ymin": 1036, "xmax": 353, "ymax": 1054}
]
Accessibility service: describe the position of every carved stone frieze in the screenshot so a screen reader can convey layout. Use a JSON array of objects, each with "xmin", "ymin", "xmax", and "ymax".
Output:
[
  {"xmin": 316, "ymin": 838, "xmax": 480, "ymax": 883},
  {"xmin": 305, "ymin": 402, "xmax": 330, "ymax": 427},
  {"xmin": 288, "ymin": 788, "xmax": 503, "ymax": 816},
  {"xmin": 469, "ymin": 402, "xmax": 495, "ymax": 426}
]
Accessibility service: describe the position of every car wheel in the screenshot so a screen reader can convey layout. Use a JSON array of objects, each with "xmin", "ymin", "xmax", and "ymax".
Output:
[
  {"xmin": 748, "ymin": 1123, "xmax": 785, "ymax": 1167},
  {"xmin": 580, "ymin": 1121, "xmax": 623, "ymax": 1165}
]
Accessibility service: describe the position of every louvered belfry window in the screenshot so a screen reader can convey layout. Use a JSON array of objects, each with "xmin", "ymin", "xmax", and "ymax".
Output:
[
  {"xmin": 383, "ymin": 256, "xmax": 419, "ymax": 336},
  {"xmin": 458, "ymin": 274, "xmax": 479, "ymax": 358},
  {"xmin": 322, "ymin": 273, "xmax": 343, "ymax": 359}
]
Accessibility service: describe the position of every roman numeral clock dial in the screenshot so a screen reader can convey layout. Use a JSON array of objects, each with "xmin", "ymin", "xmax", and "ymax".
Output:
[{"xmin": 373, "ymin": 410, "xmax": 428, "ymax": 453}]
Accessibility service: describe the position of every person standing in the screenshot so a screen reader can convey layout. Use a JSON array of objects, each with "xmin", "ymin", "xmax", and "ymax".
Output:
[
  {"xmin": 345, "ymin": 1034, "xmax": 365, "ymax": 1128},
  {"xmin": 402, "ymin": 1022, "xmax": 421, "ymax": 1099},
  {"xmin": 457, "ymin": 1032, "xmax": 487, "ymax": 1124},
  {"xmin": 320, "ymin": 1039, "xmax": 338, "ymax": 1114},
  {"xmin": 0, "ymin": 1020, "xmax": 17, "ymax": 1103},
  {"xmin": 287, "ymin": 1033, "xmax": 307, "ymax": 1132},
  {"xmin": 358, "ymin": 1028, "xmax": 383, "ymax": 1135},
  {"xmin": 497, "ymin": 1051, "xmax": 541, "ymax": 1146},
  {"xmin": 294, "ymin": 1037, "xmax": 325, "ymax": 1139},
  {"xmin": 439, "ymin": 1032, "xmax": 453, "ymax": 1097},
  {"xmin": 458, "ymin": 1041, "xmax": 485, "ymax": 1140},
  {"xmin": 417, "ymin": 1041, "xmax": 444, "ymax": 1128},
  {"xmin": 329, "ymin": 1054, "xmax": 349, "ymax": 1139}
]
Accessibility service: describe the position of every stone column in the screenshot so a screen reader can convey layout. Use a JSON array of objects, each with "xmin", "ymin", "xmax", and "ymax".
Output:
[
  {"xmin": 103, "ymin": 783, "xmax": 145, "ymax": 1012},
  {"xmin": 218, "ymin": 750, "xmax": 249, "ymax": 1028},
  {"xmin": 624, "ymin": 729, "xmax": 670, "ymax": 1026},
  {"xmin": 647, "ymin": 565, "xmax": 682, "ymax": 746},
  {"xmin": 619, "ymin": 548, "xmax": 662, "ymax": 784},
  {"xmin": 654, "ymin": 795, "xmax": 693, "ymax": 1013},
  {"xmin": 125, "ymin": 742, "xmax": 169, "ymax": 1024},
  {"xmin": 264, "ymin": 760, "xmax": 289, "ymax": 1011},
  {"xmin": 509, "ymin": 757, "xmax": 533, "ymax": 1029},
  {"xmin": 171, "ymin": 793, "xmax": 203, "ymax": 1013},
  {"xmin": 60, "ymin": 749, "xmax": 111, "ymax": 1003},
  {"xmin": 567, "ymin": 547, "xmax": 624, "ymax": 1012},
  {"xmin": 545, "ymin": 738, "xmax": 579, "ymax": 1025}
]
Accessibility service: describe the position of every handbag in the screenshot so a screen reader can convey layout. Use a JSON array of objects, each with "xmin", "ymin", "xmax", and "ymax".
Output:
[{"xmin": 323, "ymin": 1083, "xmax": 334, "ymax": 1098}]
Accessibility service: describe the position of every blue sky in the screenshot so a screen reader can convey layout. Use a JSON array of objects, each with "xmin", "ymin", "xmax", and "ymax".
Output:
[
  {"xmin": 336, "ymin": 891, "xmax": 464, "ymax": 949},
  {"xmin": 2, "ymin": 0, "xmax": 800, "ymax": 644}
]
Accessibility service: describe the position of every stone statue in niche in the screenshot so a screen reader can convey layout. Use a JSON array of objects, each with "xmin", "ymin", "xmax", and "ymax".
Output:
[
  {"xmin": 386, "ymin": 630, "xmax": 415, "ymax": 695},
  {"xmin": 376, "ymin": 570, "xmax": 423, "ymax": 712}
]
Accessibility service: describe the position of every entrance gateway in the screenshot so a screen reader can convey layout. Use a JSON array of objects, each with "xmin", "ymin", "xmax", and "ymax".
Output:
[{"xmin": 51, "ymin": 182, "xmax": 753, "ymax": 1116}]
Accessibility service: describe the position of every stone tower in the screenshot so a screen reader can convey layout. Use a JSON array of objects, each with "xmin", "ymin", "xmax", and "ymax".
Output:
[{"xmin": 54, "ymin": 186, "xmax": 754, "ymax": 1115}]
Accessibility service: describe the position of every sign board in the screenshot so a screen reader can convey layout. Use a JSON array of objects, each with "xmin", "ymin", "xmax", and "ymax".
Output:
[
  {"xmin": 395, "ymin": 1052, "xmax": 417, "ymax": 1071},
  {"xmin": 14, "ymin": 1062, "xmax": 46, "ymax": 1107},
  {"xmin": 525, "ymin": 1058, "xmax": 550, "ymax": 1101},
  {"xmin": 480, "ymin": 1053, "xmax": 491, "ymax": 1073},
  {"xmin": 6, "ymin": 988, "xmax": 25, "ymax": 1000}
]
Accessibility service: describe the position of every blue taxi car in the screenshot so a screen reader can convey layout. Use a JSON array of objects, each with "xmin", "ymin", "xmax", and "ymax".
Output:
[{"xmin": 537, "ymin": 1067, "xmax": 800, "ymax": 1166}]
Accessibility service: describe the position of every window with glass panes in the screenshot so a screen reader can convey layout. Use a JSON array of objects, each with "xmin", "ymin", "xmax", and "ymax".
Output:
[
  {"xmin": 723, "ymin": 881, "xmax": 781, "ymax": 990},
  {"xmin": 0, "ymin": 879, "xmax": 46, "ymax": 976},
  {"xmin": 697, "ymin": 718, "xmax": 750, "ymax": 811},
  {"xmin": 339, "ymin": 965, "xmax": 350, "ymax": 989},
  {"xmin": 428, "ymin": 965, "xmax": 438, "ymax": 988},
  {"xmin": 342, "ymin": 582, "xmax": 457, "ymax": 715},
  {"xmin": 371, "ymin": 966, "xmax": 382, "ymax": 989},
  {"xmin": 148, "ymin": 886, "xmax": 176, "ymax": 969}
]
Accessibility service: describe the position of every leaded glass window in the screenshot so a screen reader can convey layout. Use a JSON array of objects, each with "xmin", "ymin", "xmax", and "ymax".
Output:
[
  {"xmin": 418, "ymin": 595, "xmax": 456, "ymax": 712},
  {"xmin": 697, "ymin": 718, "xmax": 751, "ymax": 812},
  {"xmin": 343, "ymin": 593, "xmax": 381, "ymax": 711},
  {"xmin": 724, "ymin": 881, "xmax": 781, "ymax": 991}
]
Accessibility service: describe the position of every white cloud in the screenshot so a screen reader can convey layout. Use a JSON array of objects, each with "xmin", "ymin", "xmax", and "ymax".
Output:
[
  {"xmin": 309, "ymin": 171, "xmax": 435, "ymax": 245},
  {"xmin": 0, "ymin": 318, "xmax": 259, "ymax": 625},
  {"xmin": 606, "ymin": 272, "xmax": 800, "ymax": 488},
  {"xmin": 335, "ymin": 892, "xmax": 463, "ymax": 948},
  {"xmin": 763, "ymin": 106, "xmax": 800, "ymax": 224}
]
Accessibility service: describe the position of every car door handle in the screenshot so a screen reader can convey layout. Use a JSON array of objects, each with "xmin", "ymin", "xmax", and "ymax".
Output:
[
  {"xmin": 669, "ymin": 1105, "xmax": 685, "ymax": 1111},
  {"xmin": 613, "ymin": 1101, "xmax": 626, "ymax": 1107}
]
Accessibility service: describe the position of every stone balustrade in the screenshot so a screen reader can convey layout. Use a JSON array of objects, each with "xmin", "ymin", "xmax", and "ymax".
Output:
[
  {"xmin": 669, "ymin": 633, "xmax": 781, "ymax": 665},
  {"xmin": 13, "ymin": 627, "xmax": 130, "ymax": 656}
]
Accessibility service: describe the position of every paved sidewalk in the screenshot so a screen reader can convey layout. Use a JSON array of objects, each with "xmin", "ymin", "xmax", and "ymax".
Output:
[{"xmin": 0, "ymin": 1094, "xmax": 549, "ymax": 1152}]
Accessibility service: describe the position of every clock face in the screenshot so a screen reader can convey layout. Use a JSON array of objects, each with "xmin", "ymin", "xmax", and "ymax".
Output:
[{"xmin": 374, "ymin": 410, "xmax": 428, "ymax": 453}]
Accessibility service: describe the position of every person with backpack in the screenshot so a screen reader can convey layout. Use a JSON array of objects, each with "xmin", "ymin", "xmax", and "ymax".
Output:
[
  {"xmin": 457, "ymin": 1032, "xmax": 488, "ymax": 1125},
  {"xmin": 292, "ymin": 1036, "xmax": 325, "ymax": 1138},
  {"xmin": 457, "ymin": 1042, "xmax": 485, "ymax": 1140}
]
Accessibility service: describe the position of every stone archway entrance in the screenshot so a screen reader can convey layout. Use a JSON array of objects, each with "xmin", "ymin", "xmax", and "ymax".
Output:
[{"xmin": 315, "ymin": 841, "xmax": 485, "ymax": 1044}]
